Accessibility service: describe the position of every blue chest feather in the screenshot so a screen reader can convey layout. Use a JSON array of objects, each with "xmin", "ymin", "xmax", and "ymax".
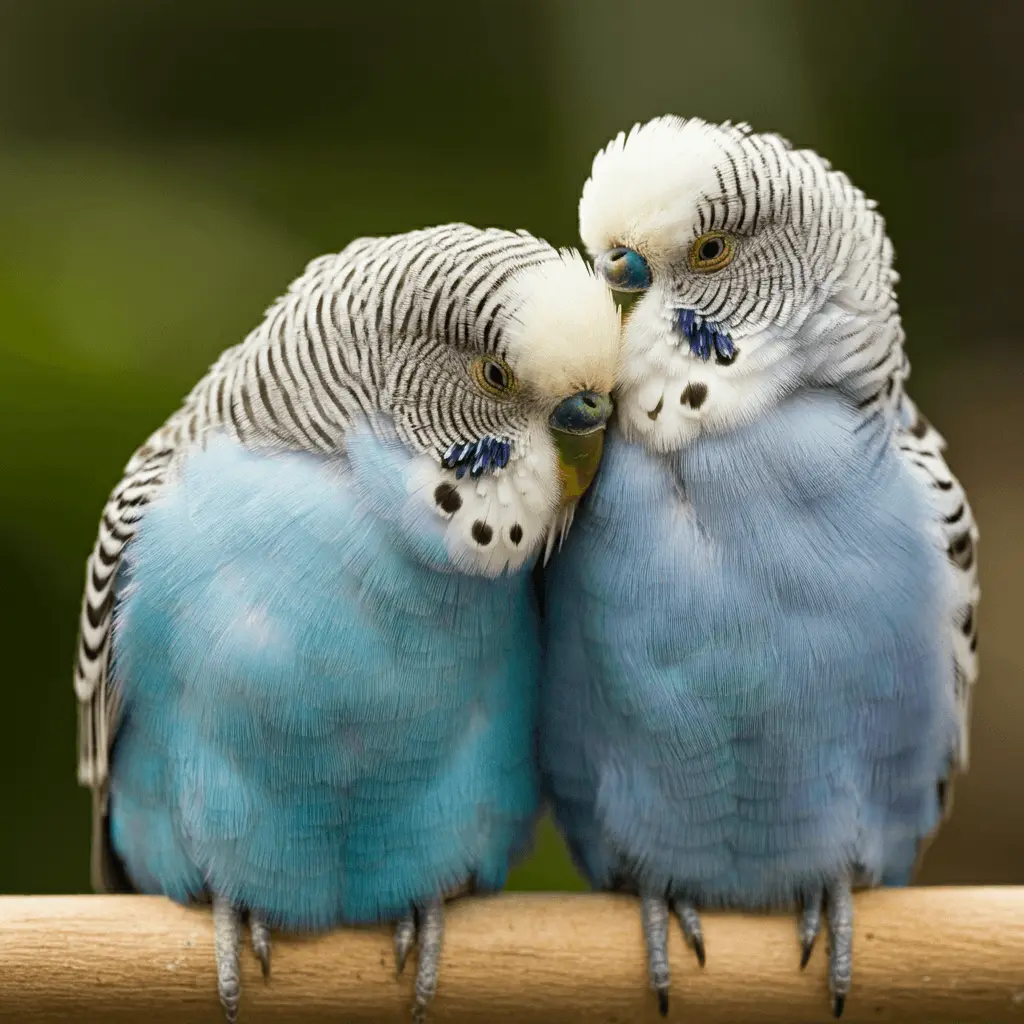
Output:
[
  {"xmin": 109, "ymin": 432, "xmax": 539, "ymax": 929},
  {"xmin": 542, "ymin": 392, "xmax": 957, "ymax": 905}
]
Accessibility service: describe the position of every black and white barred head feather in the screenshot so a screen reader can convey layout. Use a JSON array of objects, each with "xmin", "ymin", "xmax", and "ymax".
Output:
[
  {"xmin": 220, "ymin": 224, "xmax": 619, "ymax": 461},
  {"xmin": 580, "ymin": 115, "xmax": 906, "ymax": 451}
]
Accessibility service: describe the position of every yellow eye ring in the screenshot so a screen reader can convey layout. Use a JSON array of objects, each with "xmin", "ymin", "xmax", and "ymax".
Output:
[
  {"xmin": 472, "ymin": 356, "xmax": 517, "ymax": 397},
  {"xmin": 689, "ymin": 231, "xmax": 735, "ymax": 272}
]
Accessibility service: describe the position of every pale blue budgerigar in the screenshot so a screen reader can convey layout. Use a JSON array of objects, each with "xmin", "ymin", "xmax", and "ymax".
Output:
[
  {"xmin": 73, "ymin": 223, "xmax": 621, "ymax": 1020},
  {"xmin": 541, "ymin": 117, "xmax": 979, "ymax": 1017}
]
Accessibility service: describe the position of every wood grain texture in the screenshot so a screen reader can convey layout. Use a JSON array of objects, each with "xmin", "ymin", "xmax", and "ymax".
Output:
[{"xmin": 0, "ymin": 890, "xmax": 1023, "ymax": 1022}]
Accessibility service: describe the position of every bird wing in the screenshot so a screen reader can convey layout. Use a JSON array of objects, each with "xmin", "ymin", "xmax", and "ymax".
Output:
[
  {"xmin": 895, "ymin": 392, "xmax": 979, "ymax": 778},
  {"xmin": 74, "ymin": 407, "xmax": 197, "ymax": 891}
]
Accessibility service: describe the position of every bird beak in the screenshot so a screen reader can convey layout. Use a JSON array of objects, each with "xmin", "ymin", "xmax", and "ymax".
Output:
[{"xmin": 548, "ymin": 390, "xmax": 614, "ymax": 504}]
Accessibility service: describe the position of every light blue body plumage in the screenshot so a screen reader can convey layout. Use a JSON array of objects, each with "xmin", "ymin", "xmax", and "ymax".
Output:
[
  {"xmin": 110, "ymin": 430, "xmax": 539, "ymax": 929},
  {"xmin": 542, "ymin": 113, "xmax": 978, "ymax": 1017},
  {"xmin": 73, "ymin": 225, "xmax": 622, "ymax": 1020},
  {"xmin": 542, "ymin": 392, "xmax": 958, "ymax": 904}
]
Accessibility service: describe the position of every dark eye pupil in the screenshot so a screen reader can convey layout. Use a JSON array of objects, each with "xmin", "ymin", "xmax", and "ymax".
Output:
[
  {"xmin": 486, "ymin": 362, "xmax": 507, "ymax": 388},
  {"xmin": 699, "ymin": 238, "xmax": 724, "ymax": 261}
]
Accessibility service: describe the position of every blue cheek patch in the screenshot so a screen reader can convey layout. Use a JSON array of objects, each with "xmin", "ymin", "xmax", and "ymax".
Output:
[
  {"xmin": 677, "ymin": 309, "xmax": 738, "ymax": 364},
  {"xmin": 441, "ymin": 436, "xmax": 513, "ymax": 479}
]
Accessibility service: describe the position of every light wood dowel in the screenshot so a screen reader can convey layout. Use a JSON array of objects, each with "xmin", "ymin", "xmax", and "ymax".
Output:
[{"xmin": 0, "ymin": 890, "xmax": 1022, "ymax": 1022}]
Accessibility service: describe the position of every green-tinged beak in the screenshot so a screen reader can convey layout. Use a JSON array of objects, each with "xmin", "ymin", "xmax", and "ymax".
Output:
[{"xmin": 549, "ymin": 390, "xmax": 614, "ymax": 504}]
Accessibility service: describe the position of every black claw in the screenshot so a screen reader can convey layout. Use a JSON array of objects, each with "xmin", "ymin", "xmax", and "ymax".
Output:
[
  {"xmin": 693, "ymin": 934, "xmax": 706, "ymax": 968},
  {"xmin": 800, "ymin": 940, "xmax": 814, "ymax": 969},
  {"xmin": 657, "ymin": 989, "xmax": 669, "ymax": 1017},
  {"xmin": 833, "ymin": 995, "xmax": 846, "ymax": 1018}
]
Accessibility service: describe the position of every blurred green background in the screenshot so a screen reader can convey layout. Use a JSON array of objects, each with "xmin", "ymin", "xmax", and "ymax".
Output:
[{"xmin": 1, "ymin": 0, "xmax": 1021, "ymax": 895}]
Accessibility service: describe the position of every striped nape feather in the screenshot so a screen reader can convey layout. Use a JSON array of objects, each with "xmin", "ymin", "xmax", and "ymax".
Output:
[
  {"xmin": 75, "ymin": 223, "xmax": 622, "ymax": 790},
  {"xmin": 578, "ymin": 115, "xmax": 979, "ymax": 781}
]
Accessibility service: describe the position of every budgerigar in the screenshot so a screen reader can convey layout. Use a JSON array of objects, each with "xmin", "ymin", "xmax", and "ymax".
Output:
[
  {"xmin": 541, "ymin": 118, "xmax": 979, "ymax": 1016},
  {"xmin": 74, "ymin": 223, "xmax": 621, "ymax": 1020}
]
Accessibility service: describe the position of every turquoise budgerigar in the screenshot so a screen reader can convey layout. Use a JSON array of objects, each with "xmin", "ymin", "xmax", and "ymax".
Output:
[
  {"xmin": 541, "ymin": 117, "xmax": 979, "ymax": 1017},
  {"xmin": 74, "ymin": 224, "xmax": 621, "ymax": 1020}
]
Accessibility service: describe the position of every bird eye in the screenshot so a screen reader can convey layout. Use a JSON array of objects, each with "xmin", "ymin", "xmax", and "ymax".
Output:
[
  {"xmin": 473, "ymin": 357, "xmax": 516, "ymax": 396},
  {"xmin": 595, "ymin": 246, "xmax": 652, "ymax": 292},
  {"xmin": 689, "ymin": 231, "xmax": 735, "ymax": 272}
]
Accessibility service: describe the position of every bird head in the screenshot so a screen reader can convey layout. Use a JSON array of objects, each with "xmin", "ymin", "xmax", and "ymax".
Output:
[
  {"xmin": 579, "ymin": 116, "xmax": 905, "ymax": 451},
  {"xmin": 382, "ymin": 228, "xmax": 621, "ymax": 574}
]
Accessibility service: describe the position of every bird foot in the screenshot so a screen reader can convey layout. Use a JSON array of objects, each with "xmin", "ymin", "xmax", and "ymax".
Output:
[
  {"xmin": 394, "ymin": 899, "xmax": 445, "ymax": 1022},
  {"xmin": 211, "ymin": 899, "xmax": 273, "ymax": 1022},
  {"xmin": 797, "ymin": 880, "xmax": 853, "ymax": 1018},
  {"xmin": 675, "ymin": 900, "xmax": 706, "ymax": 968},
  {"xmin": 640, "ymin": 894, "xmax": 705, "ymax": 1017},
  {"xmin": 249, "ymin": 912, "xmax": 272, "ymax": 980}
]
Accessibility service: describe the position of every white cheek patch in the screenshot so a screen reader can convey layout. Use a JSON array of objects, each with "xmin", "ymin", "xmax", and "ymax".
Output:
[
  {"xmin": 404, "ymin": 435, "xmax": 561, "ymax": 577},
  {"xmin": 617, "ymin": 296, "xmax": 800, "ymax": 451},
  {"xmin": 636, "ymin": 377, "xmax": 668, "ymax": 417},
  {"xmin": 619, "ymin": 370, "xmax": 706, "ymax": 451}
]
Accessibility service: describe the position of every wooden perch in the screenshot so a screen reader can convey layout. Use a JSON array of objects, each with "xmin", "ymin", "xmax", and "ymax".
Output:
[{"xmin": 1, "ymin": 890, "xmax": 1023, "ymax": 1022}]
